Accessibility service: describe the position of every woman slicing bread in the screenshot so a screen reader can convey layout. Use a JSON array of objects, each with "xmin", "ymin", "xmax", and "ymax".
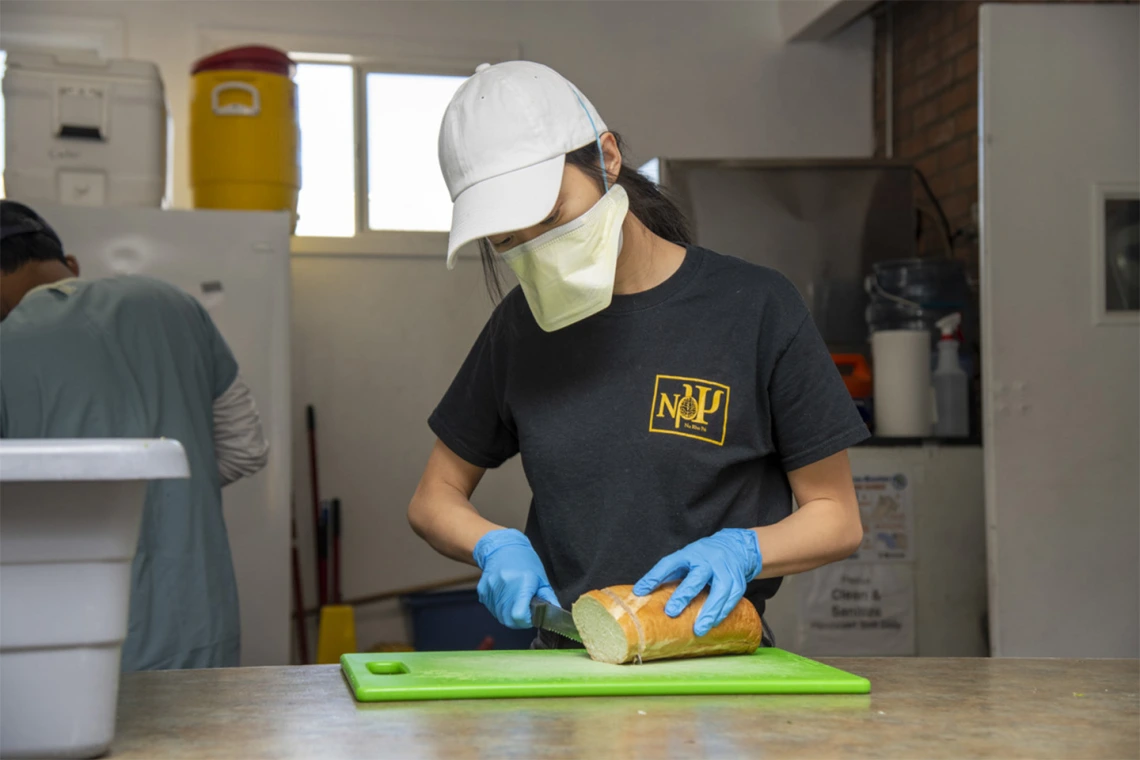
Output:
[{"xmin": 408, "ymin": 61, "xmax": 869, "ymax": 651}]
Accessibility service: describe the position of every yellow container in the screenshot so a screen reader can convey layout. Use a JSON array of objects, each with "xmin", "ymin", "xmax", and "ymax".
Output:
[{"xmin": 189, "ymin": 47, "xmax": 299, "ymax": 226}]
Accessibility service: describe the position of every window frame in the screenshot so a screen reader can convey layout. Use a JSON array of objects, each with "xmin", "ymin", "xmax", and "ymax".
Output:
[
  {"xmin": 1091, "ymin": 182, "xmax": 1140, "ymax": 326},
  {"xmin": 198, "ymin": 28, "xmax": 519, "ymax": 259}
]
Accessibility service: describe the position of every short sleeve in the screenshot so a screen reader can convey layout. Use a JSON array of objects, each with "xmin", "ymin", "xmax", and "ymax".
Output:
[
  {"xmin": 428, "ymin": 317, "xmax": 518, "ymax": 469},
  {"xmin": 188, "ymin": 296, "xmax": 238, "ymax": 400},
  {"xmin": 768, "ymin": 314, "xmax": 870, "ymax": 472}
]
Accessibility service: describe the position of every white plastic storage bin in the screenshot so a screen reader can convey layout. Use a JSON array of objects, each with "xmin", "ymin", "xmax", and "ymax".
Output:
[
  {"xmin": 3, "ymin": 50, "xmax": 168, "ymax": 208},
  {"xmin": 0, "ymin": 439, "xmax": 188, "ymax": 759}
]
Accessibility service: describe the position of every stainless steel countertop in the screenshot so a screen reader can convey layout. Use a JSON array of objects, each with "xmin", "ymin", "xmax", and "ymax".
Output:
[{"xmin": 112, "ymin": 657, "xmax": 1139, "ymax": 759}]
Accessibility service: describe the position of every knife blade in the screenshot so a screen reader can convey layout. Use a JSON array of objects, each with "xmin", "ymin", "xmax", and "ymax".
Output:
[{"xmin": 530, "ymin": 598, "xmax": 582, "ymax": 644}]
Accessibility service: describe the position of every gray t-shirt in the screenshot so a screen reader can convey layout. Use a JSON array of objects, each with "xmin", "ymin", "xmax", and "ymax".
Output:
[
  {"xmin": 1, "ymin": 276, "xmax": 240, "ymax": 670},
  {"xmin": 430, "ymin": 246, "xmax": 869, "ymax": 616}
]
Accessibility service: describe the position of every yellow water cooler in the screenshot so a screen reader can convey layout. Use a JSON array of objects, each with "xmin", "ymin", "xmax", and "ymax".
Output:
[{"xmin": 189, "ymin": 46, "xmax": 299, "ymax": 227}]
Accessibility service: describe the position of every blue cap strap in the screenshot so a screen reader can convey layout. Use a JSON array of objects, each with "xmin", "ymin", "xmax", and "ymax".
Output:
[{"xmin": 569, "ymin": 88, "xmax": 609, "ymax": 193}]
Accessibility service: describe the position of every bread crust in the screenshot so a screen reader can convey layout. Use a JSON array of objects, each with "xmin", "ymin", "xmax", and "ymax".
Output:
[{"xmin": 572, "ymin": 582, "xmax": 762, "ymax": 664}]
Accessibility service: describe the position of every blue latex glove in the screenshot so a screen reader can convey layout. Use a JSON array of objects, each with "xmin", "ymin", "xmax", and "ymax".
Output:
[
  {"xmin": 632, "ymin": 529, "xmax": 763, "ymax": 637},
  {"xmin": 473, "ymin": 528, "xmax": 560, "ymax": 629}
]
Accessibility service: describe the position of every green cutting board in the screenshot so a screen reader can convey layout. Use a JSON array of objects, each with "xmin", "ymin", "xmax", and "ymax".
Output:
[{"xmin": 341, "ymin": 648, "xmax": 869, "ymax": 702}]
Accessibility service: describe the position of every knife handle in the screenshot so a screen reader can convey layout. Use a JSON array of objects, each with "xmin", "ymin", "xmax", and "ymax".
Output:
[{"xmin": 529, "ymin": 597, "xmax": 544, "ymax": 627}]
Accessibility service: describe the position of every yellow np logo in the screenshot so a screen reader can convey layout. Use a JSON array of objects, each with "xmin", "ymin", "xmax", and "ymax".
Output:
[{"xmin": 650, "ymin": 375, "xmax": 731, "ymax": 446}]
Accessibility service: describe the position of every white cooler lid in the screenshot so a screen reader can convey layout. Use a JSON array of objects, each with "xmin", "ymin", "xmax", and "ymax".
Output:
[
  {"xmin": 4, "ymin": 50, "xmax": 162, "ymax": 82},
  {"xmin": 0, "ymin": 439, "xmax": 189, "ymax": 482}
]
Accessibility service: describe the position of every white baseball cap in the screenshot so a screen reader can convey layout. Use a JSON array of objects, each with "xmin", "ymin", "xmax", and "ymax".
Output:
[{"xmin": 438, "ymin": 60, "xmax": 608, "ymax": 269}]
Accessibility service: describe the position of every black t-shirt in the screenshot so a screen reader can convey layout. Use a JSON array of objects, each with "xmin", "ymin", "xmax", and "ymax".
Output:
[{"xmin": 429, "ymin": 246, "xmax": 869, "ymax": 617}]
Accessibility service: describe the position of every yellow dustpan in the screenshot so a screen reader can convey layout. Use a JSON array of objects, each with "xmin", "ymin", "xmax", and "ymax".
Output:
[{"xmin": 316, "ymin": 605, "xmax": 357, "ymax": 664}]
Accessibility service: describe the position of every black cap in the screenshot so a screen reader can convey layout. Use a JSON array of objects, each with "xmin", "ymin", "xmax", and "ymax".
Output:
[{"xmin": 0, "ymin": 200, "xmax": 63, "ymax": 247}]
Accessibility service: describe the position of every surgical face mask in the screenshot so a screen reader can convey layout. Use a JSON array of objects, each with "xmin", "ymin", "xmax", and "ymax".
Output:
[{"xmin": 499, "ymin": 184, "xmax": 629, "ymax": 332}]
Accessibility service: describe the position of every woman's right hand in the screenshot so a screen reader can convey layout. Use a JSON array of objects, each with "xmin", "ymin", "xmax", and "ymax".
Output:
[{"xmin": 473, "ymin": 528, "xmax": 560, "ymax": 629}]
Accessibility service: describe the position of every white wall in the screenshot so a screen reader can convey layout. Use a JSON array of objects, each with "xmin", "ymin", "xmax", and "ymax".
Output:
[
  {"xmin": 3, "ymin": 0, "xmax": 874, "ymax": 656},
  {"xmin": 776, "ymin": 0, "xmax": 877, "ymax": 42},
  {"xmin": 980, "ymin": 3, "xmax": 1139, "ymax": 657}
]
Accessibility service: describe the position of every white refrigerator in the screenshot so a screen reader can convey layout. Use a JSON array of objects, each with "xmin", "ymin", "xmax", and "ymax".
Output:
[{"xmin": 33, "ymin": 204, "xmax": 292, "ymax": 667}]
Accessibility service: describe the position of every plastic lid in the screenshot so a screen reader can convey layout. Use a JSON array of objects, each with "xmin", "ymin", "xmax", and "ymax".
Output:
[
  {"xmin": 192, "ymin": 46, "xmax": 294, "ymax": 77},
  {"xmin": 0, "ymin": 439, "xmax": 189, "ymax": 482},
  {"xmin": 831, "ymin": 354, "xmax": 873, "ymax": 398},
  {"xmin": 6, "ymin": 49, "xmax": 162, "ymax": 80},
  {"xmin": 936, "ymin": 312, "xmax": 962, "ymax": 339}
]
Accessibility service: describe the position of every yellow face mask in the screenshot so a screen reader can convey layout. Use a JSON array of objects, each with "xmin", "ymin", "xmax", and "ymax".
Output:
[{"xmin": 499, "ymin": 184, "xmax": 629, "ymax": 332}]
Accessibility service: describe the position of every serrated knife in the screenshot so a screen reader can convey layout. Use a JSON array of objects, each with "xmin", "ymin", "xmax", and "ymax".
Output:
[{"xmin": 530, "ymin": 598, "xmax": 582, "ymax": 644}]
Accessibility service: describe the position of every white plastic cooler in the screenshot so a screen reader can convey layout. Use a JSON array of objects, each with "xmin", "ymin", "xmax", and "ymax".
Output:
[{"xmin": 2, "ymin": 50, "xmax": 168, "ymax": 207}]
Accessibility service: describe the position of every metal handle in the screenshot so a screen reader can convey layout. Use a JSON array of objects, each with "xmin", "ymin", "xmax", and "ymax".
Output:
[
  {"xmin": 865, "ymin": 273, "xmax": 922, "ymax": 310},
  {"xmin": 211, "ymin": 81, "xmax": 260, "ymax": 116},
  {"xmin": 529, "ymin": 598, "xmax": 547, "ymax": 628}
]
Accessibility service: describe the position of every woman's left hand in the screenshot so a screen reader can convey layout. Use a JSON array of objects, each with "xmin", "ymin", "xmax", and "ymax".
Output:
[{"xmin": 632, "ymin": 529, "xmax": 763, "ymax": 636}]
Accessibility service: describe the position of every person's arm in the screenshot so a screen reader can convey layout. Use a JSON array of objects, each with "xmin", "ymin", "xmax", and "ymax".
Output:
[
  {"xmin": 634, "ymin": 452, "xmax": 863, "ymax": 635},
  {"xmin": 410, "ymin": 311, "xmax": 556, "ymax": 627},
  {"xmin": 407, "ymin": 438, "xmax": 559, "ymax": 628},
  {"xmin": 753, "ymin": 450, "xmax": 862, "ymax": 578},
  {"xmin": 213, "ymin": 373, "xmax": 270, "ymax": 486},
  {"xmin": 635, "ymin": 277, "xmax": 869, "ymax": 634},
  {"xmin": 407, "ymin": 438, "xmax": 501, "ymax": 565},
  {"xmin": 181, "ymin": 288, "xmax": 269, "ymax": 487},
  {"xmin": 752, "ymin": 293, "xmax": 868, "ymax": 577},
  {"xmin": 411, "ymin": 311, "xmax": 518, "ymax": 562}
]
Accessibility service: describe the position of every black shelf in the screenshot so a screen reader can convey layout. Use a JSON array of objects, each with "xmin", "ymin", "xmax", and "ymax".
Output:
[{"xmin": 857, "ymin": 435, "xmax": 983, "ymax": 447}]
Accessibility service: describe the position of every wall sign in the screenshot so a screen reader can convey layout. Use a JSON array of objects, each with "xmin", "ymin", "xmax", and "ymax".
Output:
[
  {"xmin": 850, "ymin": 472, "xmax": 914, "ymax": 563},
  {"xmin": 796, "ymin": 469, "xmax": 917, "ymax": 655},
  {"xmin": 796, "ymin": 562, "xmax": 916, "ymax": 656}
]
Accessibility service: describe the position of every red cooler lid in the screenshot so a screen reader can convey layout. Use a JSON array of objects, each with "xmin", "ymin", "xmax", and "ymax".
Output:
[{"xmin": 192, "ymin": 46, "xmax": 294, "ymax": 77}]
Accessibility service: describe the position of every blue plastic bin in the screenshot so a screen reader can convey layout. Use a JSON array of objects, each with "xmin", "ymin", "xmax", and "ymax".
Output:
[{"xmin": 402, "ymin": 588, "xmax": 536, "ymax": 651}]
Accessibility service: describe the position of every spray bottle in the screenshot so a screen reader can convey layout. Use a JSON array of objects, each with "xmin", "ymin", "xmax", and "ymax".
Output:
[{"xmin": 933, "ymin": 313, "xmax": 969, "ymax": 437}]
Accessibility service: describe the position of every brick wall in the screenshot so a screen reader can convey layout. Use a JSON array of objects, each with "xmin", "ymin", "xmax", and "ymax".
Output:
[
  {"xmin": 874, "ymin": 1, "xmax": 982, "ymax": 261},
  {"xmin": 872, "ymin": 0, "xmax": 1134, "ymax": 263}
]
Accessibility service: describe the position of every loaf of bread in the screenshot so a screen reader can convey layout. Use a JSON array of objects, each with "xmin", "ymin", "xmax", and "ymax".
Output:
[{"xmin": 571, "ymin": 582, "xmax": 762, "ymax": 665}]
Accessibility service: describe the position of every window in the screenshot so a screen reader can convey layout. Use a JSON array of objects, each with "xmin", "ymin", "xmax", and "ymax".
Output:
[
  {"xmin": 365, "ymin": 73, "xmax": 465, "ymax": 232},
  {"xmin": 294, "ymin": 62, "xmax": 355, "ymax": 237},
  {"xmin": 1093, "ymin": 184, "xmax": 1140, "ymax": 325},
  {"xmin": 1104, "ymin": 197, "xmax": 1139, "ymax": 313},
  {"xmin": 292, "ymin": 54, "xmax": 466, "ymax": 240}
]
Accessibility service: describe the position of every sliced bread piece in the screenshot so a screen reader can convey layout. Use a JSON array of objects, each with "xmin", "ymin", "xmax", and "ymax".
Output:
[{"xmin": 571, "ymin": 582, "xmax": 762, "ymax": 664}]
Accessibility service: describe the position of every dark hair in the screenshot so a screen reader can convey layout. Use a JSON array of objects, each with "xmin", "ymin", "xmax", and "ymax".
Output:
[
  {"xmin": 477, "ymin": 132, "xmax": 692, "ymax": 302},
  {"xmin": 0, "ymin": 201, "xmax": 66, "ymax": 273}
]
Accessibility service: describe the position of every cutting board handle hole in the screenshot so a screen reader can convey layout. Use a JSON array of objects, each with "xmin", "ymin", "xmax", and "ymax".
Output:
[{"xmin": 366, "ymin": 661, "xmax": 409, "ymax": 676}]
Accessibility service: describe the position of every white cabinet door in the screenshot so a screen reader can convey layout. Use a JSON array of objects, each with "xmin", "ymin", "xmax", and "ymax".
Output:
[
  {"xmin": 980, "ymin": 4, "xmax": 1139, "ymax": 657},
  {"xmin": 37, "ymin": 205, "xmax": 293, "ymax": 666}
]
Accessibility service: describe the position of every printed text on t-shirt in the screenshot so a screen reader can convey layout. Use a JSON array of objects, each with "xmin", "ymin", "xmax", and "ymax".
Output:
[{"xmin": 649, "ymin": 375, "xmax": 731, "ymax": 445}]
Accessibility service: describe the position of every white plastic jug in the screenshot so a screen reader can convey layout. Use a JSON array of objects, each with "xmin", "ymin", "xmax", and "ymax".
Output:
[{"xmin": 872, "ymin": 329, "xmax": 933, "ymax": 437}]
